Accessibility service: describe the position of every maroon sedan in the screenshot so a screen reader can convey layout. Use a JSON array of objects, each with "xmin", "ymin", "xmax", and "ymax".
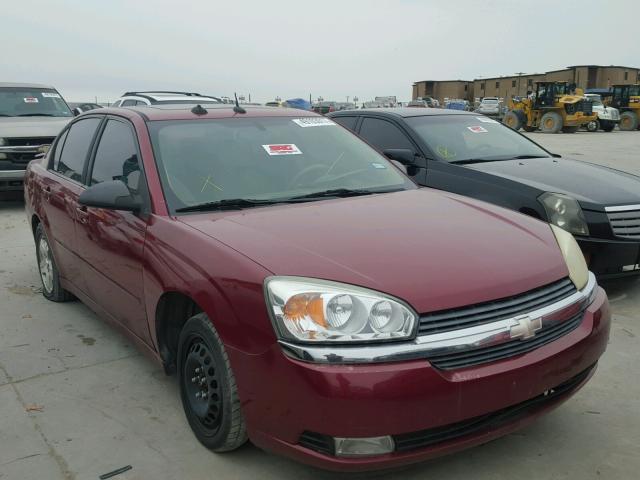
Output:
[{"xmin": 24, "ymin": 104, "xmax": 610, "ymax": 471}]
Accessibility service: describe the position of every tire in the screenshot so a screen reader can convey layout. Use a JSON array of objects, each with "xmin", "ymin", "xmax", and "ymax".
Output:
[
  {"xmin": 503, "ymin": 111, "xmax": 523, "ymax": 130},
  {"xmin": 619, "ymin": 111, "xmax": 638, "ymax": 131},
  {"xmin": 562, "ymin": 126, "xmax": 579, "ymax": 133},
  {"xmin": 177, "ymin": 313, "xmax": 247, "ymax": 452},
  {"xmin": 540, "ymin": 111, "xmax": 563, "ymax": 133},
  {"xmin": 586, "ymin": 120, "xmax": 599, "ymax": 132},
  {"xmin": 601, "ymin": 121, "xmax": 615, "ymax": 132},
  {"xmin": 35, "ymin": 223, "xmax": 74, "ymax": 302}
]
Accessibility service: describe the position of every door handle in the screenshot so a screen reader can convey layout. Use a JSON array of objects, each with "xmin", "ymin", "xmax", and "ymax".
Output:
[
  {"xmin": 76, "ymin": 205, "xmax": 89, "ymax": 224},
  {"xmin": 43, "ymin": 186, "xmax": 52, "ymax": 201}
]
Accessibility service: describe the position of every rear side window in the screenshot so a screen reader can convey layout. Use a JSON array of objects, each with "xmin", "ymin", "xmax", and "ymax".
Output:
[
  {"xmin": 359, "ymin": 117, "xmax": 415, "ymax": 152},
  {"xmin": 54, "ymin": 118, "xmax": 101, "ymax": 182},
  {"xmin": 333, "ymin": 116, "xmax": 358, "ymax": 132},
  {"xmin": 121, "ymin": 99, "xmax": 136, "ymax": 107},
  {"xmin": 89, "ymin": 119, "xmax": 142, "ymax": 190}
]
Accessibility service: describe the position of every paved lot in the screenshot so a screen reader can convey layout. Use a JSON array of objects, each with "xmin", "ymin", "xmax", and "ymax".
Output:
[{"xmin": 1, "ymin": 131, "xmax": 639, "ymax": 479}]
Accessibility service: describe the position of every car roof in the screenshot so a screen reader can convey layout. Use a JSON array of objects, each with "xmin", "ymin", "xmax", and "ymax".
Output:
[
  {"xmin": 0, "ymin": 82, "xmax": 58, "ymax": 89},
  {"xmin": 96, "ymin": 104, "xmax": 320, "ymax": 121},
  {"xmin": 120, "ymin": 91, "xmax": 221, "ymax": 102},
  {"xmin": 330, "ymin": 107, "xmax": 474, "ymax": 118}
]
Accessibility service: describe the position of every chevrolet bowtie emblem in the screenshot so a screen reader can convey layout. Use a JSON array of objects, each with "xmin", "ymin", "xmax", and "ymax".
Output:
[{"xmin": 510, "ymin": 315, "xmax": 542, "ymax": 340}]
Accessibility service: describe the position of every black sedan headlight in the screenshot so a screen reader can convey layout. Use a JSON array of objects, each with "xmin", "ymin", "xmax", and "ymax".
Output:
[{"xmin": 539, "ymin": 192, "xmax": 589, "ymax": 236}]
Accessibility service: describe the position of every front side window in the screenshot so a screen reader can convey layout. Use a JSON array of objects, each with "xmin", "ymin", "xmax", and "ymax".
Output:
[
  {"xmin": 0, "ymin": 87, "xmax": 72, "ymax": 117},
  {"xmin": 121, "ymin": 99, "xmax": 137, "ymax": 107},
  {"xmin": 89, "ymin": 120, "xmax": 142, "ymax": 192},
  {"xmin": 333, "ymin": 116, "xmax": 358, "ymax": 132},
  {"xmin": 406, "ymin": 115, "xmax": 549, "ymax": 163},
  {"xmin": 147, "ymin": 117, "xmax": 415, "ymax": 212},
  {"xmin": 358, "ymin": 118, "xmax": 415, "ymax": 152},
  {"xmin": 54, "ymin": 118, "xmax": 102, "ymax": 182}
]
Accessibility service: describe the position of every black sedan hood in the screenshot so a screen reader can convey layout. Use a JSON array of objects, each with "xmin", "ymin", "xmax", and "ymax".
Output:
[{"xmin": 466, "ymin": 158, "xmax": 640, "ymax": 209}]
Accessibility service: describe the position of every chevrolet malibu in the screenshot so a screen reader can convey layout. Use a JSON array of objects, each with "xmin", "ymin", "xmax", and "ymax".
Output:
[{"xmin": 24, "ymin": 105, "xmax": 610, "ymax": 471}]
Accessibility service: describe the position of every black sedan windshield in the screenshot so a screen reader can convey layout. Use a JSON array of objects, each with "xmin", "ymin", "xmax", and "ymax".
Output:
[
  {"xmin": 148, "ymin": 116, "xmax": 414, "ymax": 212},
  {"xmin": 0, "ymin": 87, "xmax": 72, "ymax": 117},
  {"xmin": 405, "ymin": 115, "xmax": 550, "ymax": 163}
]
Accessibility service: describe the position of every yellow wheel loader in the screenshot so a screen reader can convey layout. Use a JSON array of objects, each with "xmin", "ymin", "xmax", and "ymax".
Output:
[
  {"xmin": 503, "ymin": 82, "xmax": 597, "ymax": 133},
  {"xmin": 609, "ymin": 84, "xmax": 640, "ymax": 131}
]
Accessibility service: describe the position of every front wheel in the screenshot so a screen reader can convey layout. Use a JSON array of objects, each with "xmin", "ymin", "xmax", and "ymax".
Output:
[
  {"xmin": 540, "ymin": 111, "xmax": 563, "ymax": 133},
  {"xmin": 177, "ymin": 313, "xmax": 248, "ymax": 452},
  {"xmin": 586, "ymin": 120, "xmax": 599, "ymax": 132},
  {"xmin": 619, "ymin": 111, "xmax": 638, "ymax": 131},
  {"xmin": 503, "ymin": 111, "xmax": 523, "ymax": 130},
  {"xmin": 35, "ymin": 223, "xmax": 74, "ymax": 302}
]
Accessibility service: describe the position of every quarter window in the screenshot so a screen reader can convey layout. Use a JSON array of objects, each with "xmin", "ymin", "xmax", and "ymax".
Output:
[
  {"xmin": 54, "ymin": 118, "xmax": 101, "ymax": 182},
  {"xmin": 358, "ymin": 118, "xmax": 414, "ymax": 152},
  {"xmin": 89, "ymin": 120, "xmax": 142, "ymax": 191},
  {"xmin": 121, "ymin": 99, "xmax": 136, "ymax": 107},
  {"xmin": 333, "ymin": 116, "xmax": 358, "ymax": 132},
  {"xmin": 52, "ymin": 129, "xmax": 69, "ymax": 171}
]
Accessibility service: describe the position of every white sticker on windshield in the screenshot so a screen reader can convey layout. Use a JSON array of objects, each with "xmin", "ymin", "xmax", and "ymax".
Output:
[
  {"xmin": 292, "ymin": 118, "xmax": 336, "ymax": 128},
  {"xmin": 476, "ymin": 116, "xmax": 498, "ymax": 124},
  {"xmin": 262, "ymin": 144, "xmax": 302, "ymax": 156},
  {"xmin": 371, "ymin": 162, "xmax": 387, "ymax": 169},
  {"xmin": 41, "ymin": 92, "xmax": 61, "ymax": 98},
  {"xmin": 467, "ymin": 126, "xmax": 488, "ymax": 133},
  {"xmin": 23, "ymin": 97, "xmax": 39, "ymax": 103}
]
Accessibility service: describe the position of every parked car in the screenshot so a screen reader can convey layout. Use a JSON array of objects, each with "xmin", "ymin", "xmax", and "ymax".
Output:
[
  {"xmin": 265, "ymin": 101, "xmax": 284, "ymax": 107},
  {"xmin": 335, "ymin": 102, "xmax": 356, "ymax": 111},
  {"xmin": 68, "ymin": 102, "xmax": 104, "ymax": 115},
  {"xmin": 329, "ymin": 107, "xmax": 640, "ymax": 278},
  {"xmin": 0, "ymin": 82, "xmax": 73, "ymax": 191},
  {"xmin": 476, "ymin": 97, "xmax": 502, "ymax": 117},
  {"xmin": 406, "ymin": 100, "xmax": 429, "ymax": 108},
  {"xmin": 24, "ymin": 105, "xmax": 609, "ymax": 471},
  {"xmin": 312, "ymin": 101, "xmax": 338, "ymax": 114},
  {"xmin": 583, "ymin": 94, "xmax": 620, "ymax": 132},
  {"xmin": 111, "ymin": 91, "xmax": 221, "ymax": 107}
]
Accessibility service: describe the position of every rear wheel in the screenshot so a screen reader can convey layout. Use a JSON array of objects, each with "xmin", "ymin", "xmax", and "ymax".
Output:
[
  {"xmin": 177, "ymin": 313, "xmax": 247, "ymax": 452},
  {"xmin": 540, "ymin": 111, "xmax": 563, "ymax": 133},
  {"xmin": 601, "ymin": 121, "xmax": 615, "ymax": 132},
  {"xmin": 35, "ymin": 224, "xmax": 74, "ymax": 302},
  {"xmin": 619, "ymin": 111, "xmax": 638, "ymax": 131},
  {"xmin": 562, "ymin": 126, "xmax": 579, "ymax": 133},
  {"xmin": 586, "ymin": 120, "xmax": 599, "ymax": 132},
  {"xmin": 503, "ymin": 111, "xmax": 523, "ymax": 130}
]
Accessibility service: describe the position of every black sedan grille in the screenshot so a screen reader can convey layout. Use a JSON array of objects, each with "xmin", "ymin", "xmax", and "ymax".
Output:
[
  {"xmin": 418, "ymin": 278, "xmax": 576, "ymax": 336},
  {"xmin": 425, "ymin": 310, "xmax": 585, "ymax": 370},
  {"xmin": 393, "ymin": 364, "xmax": 594, "ymax": 452},
  {"xmin": 607, "ymin": 208, "xmax": 640, "ymax": 239}
]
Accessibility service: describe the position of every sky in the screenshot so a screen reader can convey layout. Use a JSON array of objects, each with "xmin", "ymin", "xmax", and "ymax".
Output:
[{"xmin": 2, "ymin": 0, "xmax": 638, "ymax": 104}]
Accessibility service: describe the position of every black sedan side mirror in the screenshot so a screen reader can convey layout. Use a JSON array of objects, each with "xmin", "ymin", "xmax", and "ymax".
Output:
[
  {"xmin": 383, "ymin": 149, "xmax": 417, "ymax": 166},
  {"xmin": 78, "ymin": 180, "xmax": 141, "ymax": 212}
]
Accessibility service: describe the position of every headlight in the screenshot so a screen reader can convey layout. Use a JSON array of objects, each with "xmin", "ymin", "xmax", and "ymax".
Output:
[
  {"xmin": 539, "ymin": 192, "xmax": 589, "ymax": 236},
  {"xmin": 0, "ymin": 137, "xmax": 6, "ymax": 146},
  {"xmin": 264, "ymin": 277, "xmax": 417, "ymax": 343},
  {"xmin": 550, "ymin": 224, "xmax": 589, "ymax": 290}
]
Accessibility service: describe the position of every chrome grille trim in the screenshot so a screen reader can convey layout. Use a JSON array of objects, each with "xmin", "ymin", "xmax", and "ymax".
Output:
[{"xmin": 605, "ymin": 205, "xmax": 640, "ymax": 239}]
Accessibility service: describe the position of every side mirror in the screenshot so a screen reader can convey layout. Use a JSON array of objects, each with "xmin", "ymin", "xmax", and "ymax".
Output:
[
  {"xmin": 78, "ymin": 180, "xmax": 141, "ymax": 212},
  {"xmin": 551, "ymin": 153, "xmax": 562, "ymax": 158},
  {"xmin": 72, "ymin": 107, "xmax": 82, "ymax": 116},
  {"xmin": 382, "ymin": 148, "xmax": 417, "ymax": 166}
]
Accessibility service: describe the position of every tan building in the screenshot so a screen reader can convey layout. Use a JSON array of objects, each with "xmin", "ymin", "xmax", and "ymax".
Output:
[{"xmin": 414, "ymin": 65, "xmax": 640, "ymax": 104}]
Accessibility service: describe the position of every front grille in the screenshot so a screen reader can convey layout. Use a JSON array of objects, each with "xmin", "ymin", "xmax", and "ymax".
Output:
[
  {"xmin": 607, "ymin": 208, "xmax": 640, "ymax": 239},
  {"xmin": 6, "ymin": 137, "xmax": 55, "ymax": 147},
  {"xmin": 425, "ymin": 310, "xmax": 585, "ymax": 370},
  {"xmin": 298, "ymin": 431, "xmax": 334, "ymax": 456},
  {"xmin": 418, "ymin": 278, "xmax": 576, "ymax": 336},
  {"xmin": 393, "ymin": 364, "xmax": 594, "ymax": 452},
  {"xmin": 1, "ymin": 137, "xmax": 55, "ymax": 169}
]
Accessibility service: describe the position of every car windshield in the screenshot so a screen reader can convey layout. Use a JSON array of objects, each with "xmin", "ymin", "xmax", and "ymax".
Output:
[
  {"xmin": 405, "ymin": 115, "xmax": 550, "ymax": 163},
  {"xmin": 0, "ymin": 87, "xmax": 72, "ymax": 117},
  {"xmin": 148, "ymin": 116, "xmax": 415, "ymax": 212}
]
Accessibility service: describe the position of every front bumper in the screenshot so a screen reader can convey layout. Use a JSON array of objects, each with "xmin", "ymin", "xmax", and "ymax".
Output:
[
  {"xmin": 0, "ymin": 169, "xmax": 26, "ymax": 191},
  {"xmin": 578, "ymin": 236, "xmax": 640, "ymax": 278},
  {"xmin": 227, "ymin": 287, "xmax": 610, "ymax": 471}
]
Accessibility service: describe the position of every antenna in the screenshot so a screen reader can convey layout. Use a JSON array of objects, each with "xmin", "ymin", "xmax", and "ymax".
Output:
[{"xmin": 233, "ymin": 93, "xmax": 246, "ymax": 114}]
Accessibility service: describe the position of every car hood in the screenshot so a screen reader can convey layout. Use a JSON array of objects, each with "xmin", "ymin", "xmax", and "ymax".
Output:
[
  {"xmin": 0, "ymin": 117, "xmax": 71, "ymax": 138},
  {"xmin": 180, "ymin": 189, "xmax": 568, "ymax": 314},
  {"xmin": 466, "ymin": 158, "xmax": 640, "ymax": 209}
]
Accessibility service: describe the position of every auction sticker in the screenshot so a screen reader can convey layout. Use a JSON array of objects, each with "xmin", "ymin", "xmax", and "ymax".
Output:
[
  {"xmin": 476, "ymin": 116, "xmax": 498, "ymax": 124},
  {"xmin": 262, "ymin": 144, "xmax": 302, "ymax": 156},
  {"xmin": 467, "ymin": 126, "xmax": 488, "ymax": 133},
  {"xmin": 41, "ymin": 92, "xmax": 61, "ymax": 98},
  {"xmin": 292, "ymin": 118, "xmax": 335, "ymax": 128},
  {"xmin": 23, "ymin": 97, "xmax": 39, "ymax": 103}
]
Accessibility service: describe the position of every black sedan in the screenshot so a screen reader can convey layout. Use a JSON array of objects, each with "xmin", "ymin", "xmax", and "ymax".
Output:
[{"xmin": 328, "ymin": 108, "xmax": 640, "ymax": 278}]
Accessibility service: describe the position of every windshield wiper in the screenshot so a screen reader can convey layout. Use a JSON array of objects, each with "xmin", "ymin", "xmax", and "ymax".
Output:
[
  {"xmin": 287, "ymin": 187, "xmax": 403, "ymax": 201},
  {"xmin": 175, "ymin": 198, "xmax": 286, "ymax": 213},
  {"xmin": 18, "ymin": 113, "xmax": 56, "ymax": 117},
  {"xmin": 0, "ymin": 114, "xmax": 11, "ymax": 117},
  {"xmin": 451, "ymin": 154, "xmax": 549, "ymax": 165}
]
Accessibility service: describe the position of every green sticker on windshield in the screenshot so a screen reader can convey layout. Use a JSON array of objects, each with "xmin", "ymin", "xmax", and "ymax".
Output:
[{"xmin": 436, "ymin": 145, "xmax": 456, "ymax": 159}]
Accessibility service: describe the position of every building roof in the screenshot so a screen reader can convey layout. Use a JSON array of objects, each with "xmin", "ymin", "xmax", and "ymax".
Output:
[{"xmin": 413, "ymin": 80, "xmax": 472, "ymax": 85}]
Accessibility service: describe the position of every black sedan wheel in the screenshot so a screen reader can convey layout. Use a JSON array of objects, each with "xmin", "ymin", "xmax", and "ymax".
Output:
[{"xmin": 177, "ymin": 313, "xmax": 247, "ymax": 452}]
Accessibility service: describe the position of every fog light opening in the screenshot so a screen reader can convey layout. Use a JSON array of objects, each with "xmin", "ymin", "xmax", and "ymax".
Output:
[{"xmin": 334, "ymin": 436, "xmax": 395, "ymax": 457}]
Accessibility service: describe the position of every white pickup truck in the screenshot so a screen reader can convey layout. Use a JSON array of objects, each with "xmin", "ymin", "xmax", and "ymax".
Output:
[
  {"xmin": 584, "ymin": 93, "xmax": 620, "ymax": 132},
  {"xmin": 0, "ymin": 83, "xmax": 72, "ymax": 191}
]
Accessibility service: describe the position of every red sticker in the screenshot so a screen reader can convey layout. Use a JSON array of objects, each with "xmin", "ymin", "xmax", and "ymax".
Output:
[{"xmin": 262, "ymin": 144, "xmax": 302, "ymax": 156}]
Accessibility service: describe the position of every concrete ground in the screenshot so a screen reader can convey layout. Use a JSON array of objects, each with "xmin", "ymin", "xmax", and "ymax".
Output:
[{"xmin": 1, "ymin": 131, "xmax": 639, "ymax": 480}]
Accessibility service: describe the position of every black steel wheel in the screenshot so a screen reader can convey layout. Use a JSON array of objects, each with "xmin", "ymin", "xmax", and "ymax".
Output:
[{"xmin": 177, "ymin": 313, "xmax": 247, "ymax": 452}]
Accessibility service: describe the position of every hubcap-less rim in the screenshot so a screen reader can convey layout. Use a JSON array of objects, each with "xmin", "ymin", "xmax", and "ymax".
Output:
[
  {"xmin": 183, "ymin": 338, "xmax": 222, "ymax": 434},
  {"xmin": 38, "ymin": 237, "xmax": 54, "ymax": 294},
  {"xmin": 544, "ymin": 118, "xmax": 554, "ymax": 129}
]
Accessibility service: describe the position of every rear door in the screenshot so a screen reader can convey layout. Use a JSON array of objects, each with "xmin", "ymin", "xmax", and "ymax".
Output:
[
  {"xmin": 74, "ymin": 117, "xmax": 152, "ymax": 342},
  {"xmin": 41, "ymin": 117, "xmax": 102, "ymax": 291}
]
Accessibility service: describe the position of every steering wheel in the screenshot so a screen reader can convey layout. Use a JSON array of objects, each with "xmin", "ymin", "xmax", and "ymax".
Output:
[{"xmin": 288, "ymin": 164, "xmax": 329, "ymax": 188}]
